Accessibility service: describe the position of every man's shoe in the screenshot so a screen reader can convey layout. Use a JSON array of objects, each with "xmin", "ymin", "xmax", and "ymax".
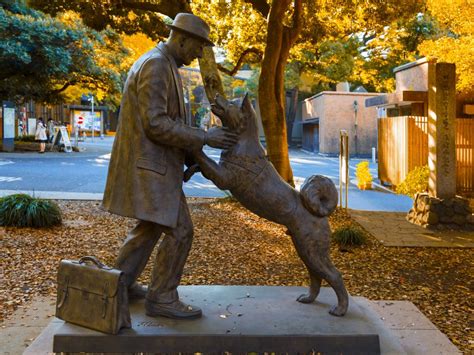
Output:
[
  {"xmin": 145, "ymin": 299, "xmax": 202, "ymax": 319},
  {"xmin": 128, "ymin": 282, "xmax": 148, "ymax": 300}
]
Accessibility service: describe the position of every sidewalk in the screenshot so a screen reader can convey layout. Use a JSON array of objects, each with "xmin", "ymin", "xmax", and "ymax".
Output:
[
  {"xmin": 350, "ymin": 210, "xmax": 474, "ymax": 248},
  {"xmin": 0, "ymin": 136, "xmax": 114, "ymax": 158}
]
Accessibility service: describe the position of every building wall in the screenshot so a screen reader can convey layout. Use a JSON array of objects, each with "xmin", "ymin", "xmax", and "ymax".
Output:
[
  {"xmin": 303, "ymin": 92, "xmax": 382, "ymax": 155},
  {"xmin": 395, "ymin": 60, "xmax": 429, "ymax": 94},
  {"xmin": 393, "ymin": 58, "xmax": 471, "ymax": 117},
  {"xmin": 302, "ymin": 95, "xmax": 324, "ymax": 120}
]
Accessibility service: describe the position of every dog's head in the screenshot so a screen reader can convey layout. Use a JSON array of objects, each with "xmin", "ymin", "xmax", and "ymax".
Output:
[{"xmin": 211, "ymin": 93, "xmax": 254, "ymax": 133}]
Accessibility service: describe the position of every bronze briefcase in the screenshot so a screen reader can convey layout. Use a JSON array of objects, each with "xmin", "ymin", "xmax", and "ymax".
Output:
[{"xmin": 55, "ymin": 256, "xmax": 131, "ymax": 334}]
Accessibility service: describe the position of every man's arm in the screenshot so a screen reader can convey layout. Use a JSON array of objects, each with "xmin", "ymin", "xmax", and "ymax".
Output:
[
  {"xmin": 137, "ymin": 57, "xmax": 238, "ymax": 150},
  {"xmin": 137, "ymin": 57, "xmax": 206, "ymax": 150}
]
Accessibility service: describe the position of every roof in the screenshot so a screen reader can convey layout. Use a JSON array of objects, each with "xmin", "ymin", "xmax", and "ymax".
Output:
[
  {"xmin": 299, "ymin": 118, "xmax": 320, "ymax": 125},
  {"xmin": 303, "ymin": 91, "xmax": 384, "ymax": 102},
  {"xmin": 393, "ymin": 57, "xmax": 431, "ymax": 74},
  {"xmin": 365, "ymin": 91, "xmax": 428, "ymax": 107}
]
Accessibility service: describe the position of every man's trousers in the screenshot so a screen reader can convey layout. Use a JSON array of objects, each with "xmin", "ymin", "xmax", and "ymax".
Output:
[{"xmin": 115, "ymin": 193, "xmax": 193, "ymax": 303}]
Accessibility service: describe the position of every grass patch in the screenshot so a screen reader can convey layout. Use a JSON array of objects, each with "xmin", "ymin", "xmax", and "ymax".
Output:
[
  {"xmin": 0, "ymin": 194, "xmax": 62, "ymax": 227},
  {"xmin": 332, "ymin": 226, "xmax": 366, "ymax": 248}
]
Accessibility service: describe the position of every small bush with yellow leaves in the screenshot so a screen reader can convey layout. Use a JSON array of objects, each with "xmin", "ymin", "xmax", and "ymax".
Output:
[
  {"xmin": 396, "ymin": 165, "xmax": 429, "ymax": 198},
  {"xmin": 355, "ymin": 161, "xmax": 373, "ymax": 186}
]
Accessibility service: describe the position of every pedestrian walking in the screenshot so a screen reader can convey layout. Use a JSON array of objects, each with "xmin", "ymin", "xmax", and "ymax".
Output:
[
  {"xmin": 47, "ymin": 118, "xmax": 55, "ymax": 143},
  {"xmin": 35, "ymin": 117, "xmax": 47, "ymax": 153}
]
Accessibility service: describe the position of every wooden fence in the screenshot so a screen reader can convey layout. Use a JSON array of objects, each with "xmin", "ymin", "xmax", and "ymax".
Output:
[
  {"xmin": 456, "ymin": 119, "xmax": 474, "ymax": 195},
  {"xmin": 378, "ymin": 116, "xmax": 474, "ymax": 196}
]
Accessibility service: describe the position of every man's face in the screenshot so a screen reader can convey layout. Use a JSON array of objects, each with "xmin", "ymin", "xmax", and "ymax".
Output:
[{"xmin": 180, "ymin": 36, "xmax": 205, "ymax": 66}]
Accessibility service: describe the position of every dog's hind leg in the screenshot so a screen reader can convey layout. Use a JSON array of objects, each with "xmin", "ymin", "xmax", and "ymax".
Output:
[
  {"xmin": 314, "ymin": 250, "xmax": 349, "ymax": 316},
  {"xmin": 290, "ymin": 220, "xmax": 349, "ymax": 316}
]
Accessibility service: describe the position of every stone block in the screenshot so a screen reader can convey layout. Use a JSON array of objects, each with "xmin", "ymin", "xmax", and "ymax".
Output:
[
  {"xmin": 439, "ymin": 214, "xmax": 453, "ymax": 224},
  {"xmin": 415, "ymin": 213, "xmax": 423, "ymax": 225},
  {"xmin": 467, "ymin": 214, "xmax": 474, "ymax": 225},
  {"xmin": 455, "ymin": 196, "xmax": 469, "ymax": 206},
  {"xmin": 453, "ymin": 200, "xmax": 470, "ymax": 215},
  {"xmin": 423, "ymin": 211, "xmax": 439, "ymax": 225},
  {"xmin": 452, "ymin": 214, "xmax": 466, "ymax": 226},
  {"xmin": 431, "ymin": 203, "xmax": 443, "ymax": 215},
  {"xmin": 49, "ymin": 287, "xmax": 396, "ymax": 354},
  {"xmin": 431, "ymin": 197, "xmax": 441, "ymax": 204},
  {"xmin": 445, "ymin": 206, "xmax": 455, "ymax": 216},
  {"xmin": 444, "ymin": 198, "xmax": 454, "ymax": 207}
]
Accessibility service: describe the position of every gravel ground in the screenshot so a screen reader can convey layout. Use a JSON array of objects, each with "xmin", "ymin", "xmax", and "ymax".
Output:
[{"xmin": 0, "ymin": 199, "xmax": 472, "ymax": 353}]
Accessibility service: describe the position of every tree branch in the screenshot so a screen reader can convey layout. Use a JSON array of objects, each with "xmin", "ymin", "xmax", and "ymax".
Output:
[
  {"xmin": 289, "ymin": 0, "xmax": 303, "ymax": 44},
  {"xmin": 362, "ymin": 32, "xmax": 377, "ymax": 44},
  {"xmin": 243, "ymin": 0, "xmax": 270, "ymax": 18},
  {"xmin": 50, "ymin": 81, "xmax": 76, "ymax": 95},
  {"xmin": 217, "ymin": 48, "xmax": 263, "ymax": 76},
  {"xmin": 120, "ymin": 0, "xmax": 191, "ymax": 17}
]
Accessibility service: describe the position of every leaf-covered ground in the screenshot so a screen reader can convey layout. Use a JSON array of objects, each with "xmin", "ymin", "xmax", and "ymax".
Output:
[{"xmin": 0, "ymin": 199, "xmax": 472, "ymax": 353}]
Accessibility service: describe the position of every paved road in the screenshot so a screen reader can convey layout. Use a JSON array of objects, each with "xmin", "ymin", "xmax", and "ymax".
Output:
[{"xmin": 0, "ymin": 137, "xmax": 413, "ymax": 211}]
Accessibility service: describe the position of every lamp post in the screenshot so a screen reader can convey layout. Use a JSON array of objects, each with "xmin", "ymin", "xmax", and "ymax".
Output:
[
  {"xmin": 89, "ymin": 93, "xmax": 95, "ymax": 142},
  {"xmin": 353, "ymin": 100, "xmax": 358, "ymax": 156}
]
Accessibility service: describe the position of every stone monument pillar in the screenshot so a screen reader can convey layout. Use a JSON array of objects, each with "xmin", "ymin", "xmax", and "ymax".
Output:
[
  {"xmin": 427, "ymin": 62, "xmax": 456, "ymax": 198},
  {"xmin": 407, "ymin": 62, "xmax": 473, "ymax": 230}
]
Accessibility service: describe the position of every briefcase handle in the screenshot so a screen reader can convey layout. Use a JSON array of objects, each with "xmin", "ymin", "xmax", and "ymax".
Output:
[{"xmin": 78, "ymin": 256, "xmax": 108, "ymax": 269}]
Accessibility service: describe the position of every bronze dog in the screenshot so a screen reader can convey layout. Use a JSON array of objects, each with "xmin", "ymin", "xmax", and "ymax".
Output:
[{"xmin": 188, "ymin": 94, "xmax": 349, "ymax": 316}]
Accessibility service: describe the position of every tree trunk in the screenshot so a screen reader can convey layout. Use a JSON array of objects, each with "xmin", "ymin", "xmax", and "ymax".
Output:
[
  {"xmin": 286, "ymin": 87, "xmax": 299, "ymax": 147},
  {"xmin": 198, "ymin": 47, "xmax": 225, "ymax": 104},
  {"xmin": 258, "ymin": 0, "xmax": 302, "ymax": 185}
]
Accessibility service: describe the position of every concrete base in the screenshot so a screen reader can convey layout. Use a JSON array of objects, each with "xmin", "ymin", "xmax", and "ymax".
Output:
[{"xmin": 26, "ymin": 286, "xmax": 413, "ymax": 354}]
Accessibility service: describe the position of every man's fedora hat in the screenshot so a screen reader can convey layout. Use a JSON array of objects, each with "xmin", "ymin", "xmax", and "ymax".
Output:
[{"xmin": 168, "ymin": 13, "xmax": 214, "ymax": 46}]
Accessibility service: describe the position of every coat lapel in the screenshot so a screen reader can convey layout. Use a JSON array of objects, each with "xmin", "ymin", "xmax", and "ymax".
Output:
[{"xmin": 157, "ymin": 43, "xmax": 186, "ymax": 122}]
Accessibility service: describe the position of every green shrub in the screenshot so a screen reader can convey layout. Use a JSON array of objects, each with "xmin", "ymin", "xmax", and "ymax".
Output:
[
  {"xmin": 332, "ymin": 226, "xmax": 366, "ymax": 247},
  {"xmin": 14, "ymin": 135, "xmax": 36, "ymax": 142},
  {"xmin": 396, "ymin": 165, "xmax": 429, "ymax": 198},
  {"xmin": 0, "ymin": 194, "xmax": 62, "ymax": 227}
]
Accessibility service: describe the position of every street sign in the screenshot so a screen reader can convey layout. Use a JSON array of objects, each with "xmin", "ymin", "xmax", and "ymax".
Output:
[
  {"xmin": 51, "ymin": 126, "xmax": 72, "ymax": 153},
  {"xmin": 2, "ymin": 101, "xmax": 15, "ymax": 152}
]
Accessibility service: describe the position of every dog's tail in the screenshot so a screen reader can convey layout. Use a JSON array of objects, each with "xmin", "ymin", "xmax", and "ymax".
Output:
[{"xmin": 300, "ymin": 175, "xmax": 338, "ymax": 217}]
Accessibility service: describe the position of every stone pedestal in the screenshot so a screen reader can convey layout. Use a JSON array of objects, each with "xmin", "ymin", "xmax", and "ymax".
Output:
[
  {"xmin": 407, "ymin": 193, "xmax": 474, "ymax": 230},
  {"xmin": 27, "ymin": 286, "xmax": 416, "ymax": 354}
]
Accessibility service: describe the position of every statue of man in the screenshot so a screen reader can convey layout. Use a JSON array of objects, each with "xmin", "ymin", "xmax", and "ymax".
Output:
[{"xmin": 102, "ymin": 13, "xmax": 237, "ymax": 319}]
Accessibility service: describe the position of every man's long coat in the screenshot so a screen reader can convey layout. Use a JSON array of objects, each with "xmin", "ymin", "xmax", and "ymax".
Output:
[{"xmin": 103, "ymin": 43, "xmax": 206, "ymax": 228}]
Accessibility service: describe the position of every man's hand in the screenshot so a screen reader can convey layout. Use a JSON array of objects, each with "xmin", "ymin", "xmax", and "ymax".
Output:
[{"xmin": 204, "ymin": 127, "xmax": 238, "ymax": 149}]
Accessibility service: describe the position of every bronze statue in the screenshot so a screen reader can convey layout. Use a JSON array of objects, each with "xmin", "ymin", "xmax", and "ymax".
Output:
[
  {"xmin": 187, "ymin": 95, "xmax": 349, "ymax": 316},
  {"xmin": 102, "ymin": 14, "xmax": 238, "ymax": 319}
]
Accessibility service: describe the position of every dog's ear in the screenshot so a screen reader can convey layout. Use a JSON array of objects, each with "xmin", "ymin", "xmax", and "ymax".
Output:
[{"xmin": 241, "ymin": 92, "xmax": 252, "ymax": 112}]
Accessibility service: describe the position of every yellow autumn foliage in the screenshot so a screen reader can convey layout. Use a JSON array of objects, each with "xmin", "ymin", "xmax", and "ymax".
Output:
[
  {"xmin": 419, "ymin": 0, "xmax": 474, "ymax": 95},
  {"xmin": 63, "ymin": 30, "xmax": 155, "ymax": 104}
]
